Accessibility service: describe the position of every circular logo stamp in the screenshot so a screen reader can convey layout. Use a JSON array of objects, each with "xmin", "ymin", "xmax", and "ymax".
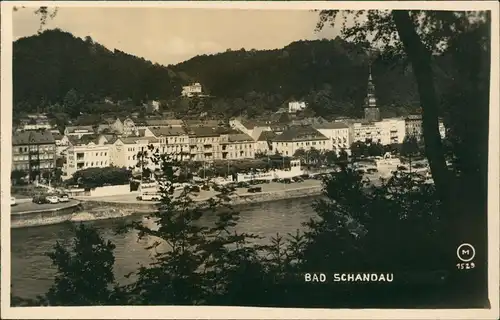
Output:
[{"xmin": 456, "ymin": 243, "xmax": 476, "ymax": 262}]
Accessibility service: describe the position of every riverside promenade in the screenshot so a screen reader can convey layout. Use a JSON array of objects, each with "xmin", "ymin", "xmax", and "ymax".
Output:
[
  {"xmin": 78, "ymin": 179, "xmax": 324, "ymax": 205},
  {"xmin": 11, "ymin": 199, "xmax": 82, "ymax": 228}
]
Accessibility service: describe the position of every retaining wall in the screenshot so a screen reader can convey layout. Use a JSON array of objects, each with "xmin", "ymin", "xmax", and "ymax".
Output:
[{"xmin": 11, "ymin": 203, "xmax": 82, "ymax": 228}]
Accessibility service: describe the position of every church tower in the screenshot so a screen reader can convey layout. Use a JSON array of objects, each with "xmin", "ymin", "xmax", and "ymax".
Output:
[{"xmin": 364, "ymin": 63, "xmax": 381, "ymax": 122}]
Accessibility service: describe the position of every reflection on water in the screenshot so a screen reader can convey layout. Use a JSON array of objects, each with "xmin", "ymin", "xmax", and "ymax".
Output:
[{"xmin": 11, "ymin": 196, "xmax": 320, "ymax": 299}]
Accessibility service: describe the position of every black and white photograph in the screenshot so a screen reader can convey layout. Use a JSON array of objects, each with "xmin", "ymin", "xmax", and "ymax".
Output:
[{"xmin": 1, "ymin": 1, "xmax": 499, "ymax": 319}]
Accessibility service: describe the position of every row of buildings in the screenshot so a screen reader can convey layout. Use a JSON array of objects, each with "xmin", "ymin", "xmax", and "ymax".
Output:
[{"xmin": 11, "ymin": 69, "xmax": 446, "ymax": 179}]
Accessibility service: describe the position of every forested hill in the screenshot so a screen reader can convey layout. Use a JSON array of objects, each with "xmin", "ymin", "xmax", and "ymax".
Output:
[
  {"xmin": 13, "ymin": 29, "xmax": 186, "ymax": 110},
  {"xmin": 14, "ymin": 29, "xmax": 450, "ymax": 118},
  {"xmin": 171, "ymin": 38, "xmax": 421, "ymax": 107}
]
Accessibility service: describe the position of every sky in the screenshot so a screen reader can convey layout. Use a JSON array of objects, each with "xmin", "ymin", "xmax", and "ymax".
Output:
[{"xmin": 13, "ymin": 7, "xmax": 342, "ymax": 66}]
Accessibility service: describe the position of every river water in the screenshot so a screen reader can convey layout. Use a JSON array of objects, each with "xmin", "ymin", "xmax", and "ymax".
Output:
[{"xmin": 11, "ymin": 196, "xmax": 321, "ymax": 300}]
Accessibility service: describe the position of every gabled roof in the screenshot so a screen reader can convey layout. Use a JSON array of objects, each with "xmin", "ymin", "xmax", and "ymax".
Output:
[
  {"xmin": 116, "ymin": 136, "xmax": 160, "ymax": 145},
  {"xmin": 67, "ymin": 134, "xmax": 102, "ymax": 146},
  {"xmin": 313, "ymin": 121, "xmax": 349, "ymax": 130},
  {"xmin": 228, "ymin": 133, "xmax": 254, "ymax": 142},
  {"xmin": 272, "ymin": 125, "xmax": 328, "ymax": 142},
  {"xmin": 148, "ymin": 126, "xmax": 187, "ymax": 137},
  {"xmin": 12, "ymin": 131, "xmax": 55, "ymax": 145},
  {"xmin": 257, "ymin": 131, "xmax": 277, "ymax": 141},
  {"xmin": 145, "ymin": 119, "xmax": 184, "ymax": 127},
  {"xmin": 184, "ymin": 119, "xmax": 226, "ymax": 128},
  {"xmin": 186, "ymin": 126, "xmax": 220, "ymax": 137}
]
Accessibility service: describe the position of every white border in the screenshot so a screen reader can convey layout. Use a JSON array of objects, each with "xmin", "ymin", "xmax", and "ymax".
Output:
[{"xmin": 1, "ymin": 1, "xmax": 499, "ymax": 319}]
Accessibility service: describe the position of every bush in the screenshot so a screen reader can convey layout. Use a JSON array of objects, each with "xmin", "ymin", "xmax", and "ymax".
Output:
[{"xmin": 70, "ymin": 167, "xmax": 131, "ymax": 189}]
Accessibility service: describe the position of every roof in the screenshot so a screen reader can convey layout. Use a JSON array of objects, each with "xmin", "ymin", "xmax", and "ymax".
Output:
[
  {"xmin": 257, "ymin": 131, "xmax": 277, "ymax": 141},
  {"xmin": 117, "ymin": 136, "xmax": 160, "ymax": 145},
  {"xmin": 186, "ymin": 126, "xmax": 220, "ymax": 137},
  {"xmin": 313, "ymin": 122, "xmax": 349, "ymax": 130},
  {"xmin": 52, "ymin": 132, "xmax": 64, "ymax": 140},
  {"xmin": 145, "ymin": 119, "xmax": 184, "ymax": 127},
  {"xmin": 272, "ymin": 125, "xmax": 328, "ymax": 142},
  {"xmin": 65, "ymin": 125, "xmax": 94, "ymax": 133},
  {"xmin": 406, "ymin": 114, "xmax": 422, "ymax": 120},
  {"xmin": 148, "ymin": 126, "xmax": 187, "ymax": 137},
  {"xmin": 184, "ymin": 119, "xmax": 226, "ymax": 127},
  {"xmin": 12, "ymin": 131, "xmax": 55, "ymax": 145},
  {"xmin": 67, "ymin": 134, "xmax": 101, "ymax": 146},
  {"xmin": 228, "ymin": 133, "xmax": 254, "ymax": 142}
]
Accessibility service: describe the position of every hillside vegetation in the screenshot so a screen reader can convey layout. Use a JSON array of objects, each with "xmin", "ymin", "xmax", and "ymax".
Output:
[{"xmin": 14, "ymin": 29, "xmax": 452, "ymax": 119}]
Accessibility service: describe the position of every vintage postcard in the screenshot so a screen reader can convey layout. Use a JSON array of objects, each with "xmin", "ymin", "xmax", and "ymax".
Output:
[{"xmin": 1, "ymin": 1, "xmax": 499, "ymax": 319}]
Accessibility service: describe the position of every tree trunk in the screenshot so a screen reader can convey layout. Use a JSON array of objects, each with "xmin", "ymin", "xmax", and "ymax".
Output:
[
  {"xmin": 392, "ymin": 10, "xmax": 489, "ymax": 307},
  {"xmin": 392, "ymin": 11, "xmax": 451, "ymax": 203}
]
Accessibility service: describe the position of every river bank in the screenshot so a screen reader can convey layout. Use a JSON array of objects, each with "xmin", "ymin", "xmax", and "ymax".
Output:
[
  {"xmin": 11, "ymin": 181, "xmax": 324, "ymax": 228},
  {"xmin": 74, "ymin": 181, "xmax": 324, "ymax": 222}
]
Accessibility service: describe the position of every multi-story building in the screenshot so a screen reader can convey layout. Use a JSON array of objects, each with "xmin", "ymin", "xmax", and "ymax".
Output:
[
  {"xmin": 64, "ymin": 135, "xmax": 112, "ymax": 177},
  {"xmin": 110, "ymin": 136, "xmax": 161, "ymax": 171},
  {"xmin": 271, "ymin": 125, "xmax": 331, "ymax": 157},
  {"xmin": 288, "ymin": 101, "xmax": 307, "ymax": 113},
  {"xmin": 11, "ymin": 131, "xmax": 56, "ymax": 175},
  {"xmin": 145, "ymin": 126, "xmax": 190, "ymax": 161},
  {"xmin": 64, "ymin": 126, "xmax": 95, "ymax": 138},
  {"xmin": 313, "ymin": 122, "xmax": 350, "ymax": 154},
  {"xmin": 17, "ymin": 115, "xmax": 53, "ymax": 131},
  {"xmin": 219, "ymin": 133, "xmax": 255, "ymax": 160},
  {"xmin": 255, "ymin": 131, "xmax": 277, "ymax": 155},
  {"xmin": 405, "ymin": 114, "xmax": 446, "ymax": 140},
  {"xmin": 186, "ymin": 126, "xmax": 221, "ymax": 162},
  {"xmin": 405, "ymin": 114, "xmax": 423, "ymax": 140},
  {"xmin": 181, "ymin": 83, "xmax": 203, "ymax": 97},
  {"xmin": 349, "ymin": 118, "xmax": 406, "ymax": 145}
]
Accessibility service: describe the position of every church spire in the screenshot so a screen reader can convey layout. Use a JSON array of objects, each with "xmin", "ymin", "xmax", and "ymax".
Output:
[
  {"xmin": 364, "ymin": 57, "xmax": 381, "ymax": 122},
  {"xmin": 366, "ymin": 62, "xmax": 377, "ymax": 108}
]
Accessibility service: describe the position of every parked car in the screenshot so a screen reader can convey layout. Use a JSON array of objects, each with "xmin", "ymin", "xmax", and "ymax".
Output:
[
  {"xmin": 292, "ymin": 177, "xmax": 304, "ymax": 183},
  {"xmin": 237, "ymin": 182, "xmax": 250, "ymax": 188},
  {"xmin": 46, "ymin": 195, "xmax": 60, "ymax": 204},
  {"xmin": 282, "ymin": 178, "xmax": 292, "ymax": 184},
  {"xmin": 58, "ymin": 194, "xmax": 70, "ymax": 202},
  {"xmin": 366, "ymin": 168, "xmax": 378, "ymax": 174},
  {"xmin": 247, "ymin": 187, "xmax": 262, "ymax": 193},
  {"xmin": 10, "ymin": 197, "xmax": 16, "ymax": 206}
]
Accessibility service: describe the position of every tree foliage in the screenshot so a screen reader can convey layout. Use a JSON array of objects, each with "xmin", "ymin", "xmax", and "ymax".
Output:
[{"xmin": 69, "ymin": 167, "xmax": 131, "ymax": 189}]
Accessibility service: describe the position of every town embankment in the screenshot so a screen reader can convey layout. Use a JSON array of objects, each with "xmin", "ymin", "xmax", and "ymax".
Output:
[
  {"xmin": 11, "ymin": 201, "xmax": 82, "ymax": 228},
  {"xmin": 11, "ymin": 181, "xmax": 324, "ymax": 228}
]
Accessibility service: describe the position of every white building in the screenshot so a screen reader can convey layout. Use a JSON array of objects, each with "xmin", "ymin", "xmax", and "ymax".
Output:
[
  {"xmin": 181, "ymin": 83, "xmax": 203, "ymax": 97},
  {"xmin": 313, "ymin": 122, "xmax": 351, "ymax": 154},
  {"xmin": 349, "ymin": 117, "xmax": 406, "ymax": 145},
  {"xmin": 110, "ymin": 136, "xmax": 162, "ymax": 171},
  {"xmin": 64, "ymin": 135, "xmax": 111, "ymax": 177},
  {"xmin": 271, "ymin": 125, "xmax": 331, "ymax": 157},
  {"xmin": 64, "ymin": 126, "xmax": 95, "ymax": 139},
  {"xmin": 219, "ymin": 133, "xmax": 256, "ymax": 160},
  {"xmin": 255, "ymin": 131, "xmax": 277, "ymax": 155},
  {"xmin": 288, "ymin": 101, "xmax": 307, "ymax": 113},
  {"xmin": 144, "ymin": 126, "xmax": 191, "ymax": 161}
]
